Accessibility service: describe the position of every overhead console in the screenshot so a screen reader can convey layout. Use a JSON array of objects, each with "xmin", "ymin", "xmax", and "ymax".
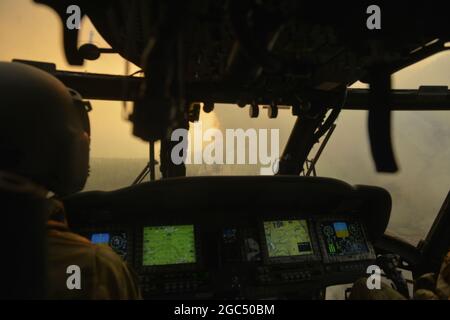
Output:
[{"xmin": 64, "ymin": 176, "xmax": 390, "ymax": 299}]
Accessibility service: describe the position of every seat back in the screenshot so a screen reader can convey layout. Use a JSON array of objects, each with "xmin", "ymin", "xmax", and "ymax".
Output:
[{"xmin": 0, "ymin": 175, "xmax": 47, "ymax": 299}]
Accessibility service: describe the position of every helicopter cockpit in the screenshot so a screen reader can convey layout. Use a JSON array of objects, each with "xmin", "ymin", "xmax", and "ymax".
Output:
[
  {"xmin": 1, "ymin": 0, "xmax": 450, "ymax": 301},
  {"xmin": 63, "ymin": 176, "xmax": 390, "ymax": 299}
]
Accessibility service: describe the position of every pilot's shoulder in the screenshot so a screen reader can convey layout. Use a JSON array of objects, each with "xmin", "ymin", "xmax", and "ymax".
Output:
[
  {"xmin": 48, "ymin": 232, "xmax": 140, "ymax": 299},
  {"xmin": 47, "ymin": 225, "xmax": 92, "ymax": 248},
  {"xmin": 93, "ymin": 245, "xmax": 141, "ymax": 299},
  {"xmin": 48, "ymin": 228, "xmax": 122, "ymax": 266},
  {"xmin": 93, "ymin": 243, "xmax": 125, "ymax": 266}
]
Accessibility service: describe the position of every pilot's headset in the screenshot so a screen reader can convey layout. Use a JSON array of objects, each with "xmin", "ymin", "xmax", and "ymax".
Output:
[{"xmin": 0, "ymin": 62, "xmax": 91, "ymax": 196}]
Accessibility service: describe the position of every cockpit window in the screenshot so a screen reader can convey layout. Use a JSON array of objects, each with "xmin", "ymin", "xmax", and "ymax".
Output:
[{"xmin": 316, "ymin": 54, "xmax": 450, "ymax": 245}]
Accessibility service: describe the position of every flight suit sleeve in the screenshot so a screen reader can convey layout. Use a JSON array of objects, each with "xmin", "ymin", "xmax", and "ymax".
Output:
[
  {"xmin": 349, "ymin": 277, "xmax": 407, "ymax": 300},
  {"xmin": 435, "ymin": 251, "xmax": 450, "ymax": 299},
  {"xmin": 414, "ymin": 251, "xmax": 450, "ymax": 300},
  {"xmin": 92, "ymin": 244, "xmax": 142, "ymax": 300}
]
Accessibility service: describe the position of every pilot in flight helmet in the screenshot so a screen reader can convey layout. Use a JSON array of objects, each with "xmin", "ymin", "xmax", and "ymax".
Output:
[{"xmin": 0, "ymin": 61, "xmax": 90, "ymax": 195}]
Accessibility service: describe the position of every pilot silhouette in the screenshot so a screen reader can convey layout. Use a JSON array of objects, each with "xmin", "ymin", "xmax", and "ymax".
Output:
[{"xmin": 0, "ymin": 62, "xmax": 141, "ymax": 299}]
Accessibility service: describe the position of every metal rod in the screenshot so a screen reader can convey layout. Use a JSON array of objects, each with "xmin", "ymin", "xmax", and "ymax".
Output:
[
  {"xmin": 149, "ymin": 141, "xmax": 156, "ymax": 181},
  {"xmin": 132, "ymin": 164, "xmax": 149, "ymax": 185},
  {"xmin": 306, "ymin": 124, "xmax": 336, "ymax": 177}
]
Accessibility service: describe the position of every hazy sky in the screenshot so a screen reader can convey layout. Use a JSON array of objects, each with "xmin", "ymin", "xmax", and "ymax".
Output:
[{"xmin": 1, "ymin": 0, "xmax": 449, "ymax": 243}]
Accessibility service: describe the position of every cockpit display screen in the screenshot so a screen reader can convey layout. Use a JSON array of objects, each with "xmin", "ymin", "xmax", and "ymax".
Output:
[
  {"xmin": 143, "ymin": 225, "xmax": 196, "ymax": 266},
  {"xmin": 90, "ymin": 232, "xmax": 128, "ymax": 260},
  {"xmin": 319, "ymin": 221, "xmax": 368, "ymax": 256},
  {"xmin": 263, "ymin": 220, "xmax": 313, "ymax": 258}
]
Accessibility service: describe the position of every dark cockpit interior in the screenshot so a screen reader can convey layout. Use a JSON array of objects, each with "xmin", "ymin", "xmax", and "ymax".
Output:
[
  {"xmin": 1, "ymin": 0, "xmax": 450, "ymax": 302},
  {"xmin": 63, "ymin": 176, "xmax": 391, "ymax": 299}
]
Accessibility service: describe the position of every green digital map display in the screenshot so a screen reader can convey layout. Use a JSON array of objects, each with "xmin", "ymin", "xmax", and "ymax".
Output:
[
  {"xmin": 143, "ymin": 225, "xmax": 196, "ymax": 266},
  {"xmin": 263, "ymin": 220, "xmax": 313, "ymax": 258}
]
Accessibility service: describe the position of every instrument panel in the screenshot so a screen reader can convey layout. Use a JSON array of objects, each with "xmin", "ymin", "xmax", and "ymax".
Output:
[
  {"xmin": 67, "ymin": 176, "xmax": 390, "ymax": 299},
  {"xmin": 77, "ymin": 215, "xmax": 376, "ymax": 299}
]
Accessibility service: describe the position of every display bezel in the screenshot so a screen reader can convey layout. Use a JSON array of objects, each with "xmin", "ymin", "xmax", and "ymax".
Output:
[
  {"xmin": 315, "ymin": 216, "xmax": 376, "ymax": 263},
  {"xmin": 259, "ymin": 217, "xmax": 321, "ymax": 264},
  {"xmin": 136, "ymin": 223, "xmax": 201, "ymax": 272}
]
